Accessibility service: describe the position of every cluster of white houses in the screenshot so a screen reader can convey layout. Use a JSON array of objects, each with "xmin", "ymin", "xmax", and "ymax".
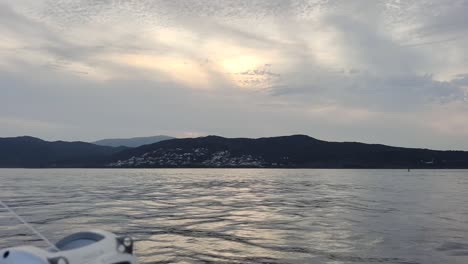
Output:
[{"xmin": 108, "ymin": 148, "xmax": 267, "ymax": 167}]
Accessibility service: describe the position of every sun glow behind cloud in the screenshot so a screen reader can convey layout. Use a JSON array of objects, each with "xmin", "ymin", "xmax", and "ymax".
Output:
[
  {"xmin": 99, "ymin": 34, "xmax": 279, "ymax": 89},
  {"xmin": 108, "ymin": 53, "xmax": 212, "ymax": 88},
  {"xmin": 220, "ymin": 55, "xmax": 264, "ymax": 75}
]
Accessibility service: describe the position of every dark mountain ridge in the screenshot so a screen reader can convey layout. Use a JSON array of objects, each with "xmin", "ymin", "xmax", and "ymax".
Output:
[
  {"xmin": 1, "ymin": 135, "xmax": 467, "ymax": 168},
  {"xmin": 107, "ymin": 135, "xmax": 468, "ymax": 168},
  {"xmin": 0, "ymin": 136, "xmax": 123, "ymax": 168}
]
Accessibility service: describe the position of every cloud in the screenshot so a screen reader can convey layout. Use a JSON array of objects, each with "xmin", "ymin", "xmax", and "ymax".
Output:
[
  {"xmin": 269, "ymin": 71, "xmax": 467, "ymax": 111},
  {"xmin": 1, "ymin": 0, "xmax": 468, "ymax": 149}
]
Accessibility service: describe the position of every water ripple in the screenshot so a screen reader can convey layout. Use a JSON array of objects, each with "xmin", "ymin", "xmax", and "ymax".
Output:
[{"xmin": 1, "ymin": 169, "xmax": 467, "ymax": 264}]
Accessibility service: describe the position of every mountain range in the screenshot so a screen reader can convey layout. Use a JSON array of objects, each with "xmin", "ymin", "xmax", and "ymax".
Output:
[
  {"xmin": 0, "ymin": 136, "xmax": 122, "ymax": 168},
  {"xmin": 1, "ymin": 135, "xmax": 467, "ymax": 168}
]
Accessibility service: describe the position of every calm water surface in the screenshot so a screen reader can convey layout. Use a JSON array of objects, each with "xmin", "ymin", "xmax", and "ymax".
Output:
[{"xmin": 0, "ymin": 169, "xmax": 467, "ymax": 264}]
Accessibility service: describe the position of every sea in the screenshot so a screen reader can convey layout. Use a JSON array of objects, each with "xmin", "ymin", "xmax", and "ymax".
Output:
[{"xmin": 0, "ymin": 169, "xmax": 467, "ymax": 264}]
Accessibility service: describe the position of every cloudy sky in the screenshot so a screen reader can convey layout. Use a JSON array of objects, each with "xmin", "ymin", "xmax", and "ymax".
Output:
[{"xmin": 1, "ymin": 0, "xmax": 468, "ymax": 150}]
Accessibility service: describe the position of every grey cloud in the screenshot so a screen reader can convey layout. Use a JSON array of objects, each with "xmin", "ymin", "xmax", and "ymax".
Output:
[
  {"xmin": 324, "ymin": 14, "xmax": 426, "ymax": 74},
  {"xmin": 412, "ymin": 0, "xmax": 468, "ymax": 37},
  {"xmin": 239, "ymin": 68, "xmax": 280, "ymax": 77},
  {"xmin": 269, "ymin": 71, "xmax": 466, "ymax": 111},
  {"xmin": 452, "ymin": 74, "xmax": 468, "ymax": 86}
]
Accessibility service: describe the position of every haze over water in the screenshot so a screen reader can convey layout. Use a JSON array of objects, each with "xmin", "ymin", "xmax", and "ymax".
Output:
[{"xmin": 0, "ymin": 169, "xmax": 467, "ymax": 264}]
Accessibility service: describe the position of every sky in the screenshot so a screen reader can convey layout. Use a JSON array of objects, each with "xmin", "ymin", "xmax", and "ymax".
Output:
[{"xmin": 1, "ymin": 0, "xmax": 468, "ymax": 150}]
